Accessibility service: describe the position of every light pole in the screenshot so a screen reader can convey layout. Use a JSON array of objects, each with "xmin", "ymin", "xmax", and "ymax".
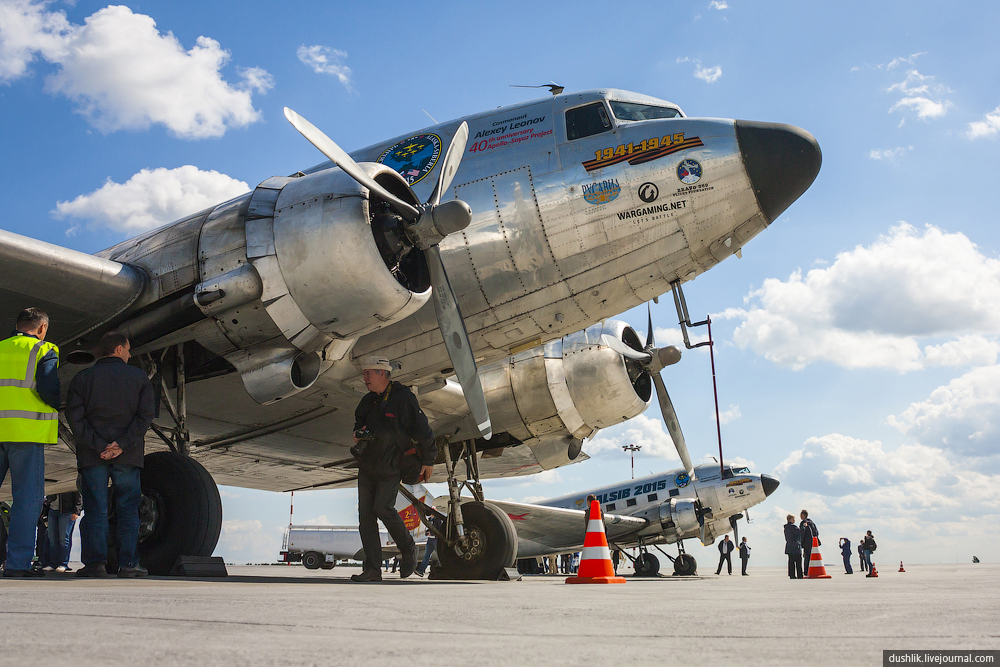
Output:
[{"xmin": 622, "ymin": 444, "xmax": 641, "ymax": 480}]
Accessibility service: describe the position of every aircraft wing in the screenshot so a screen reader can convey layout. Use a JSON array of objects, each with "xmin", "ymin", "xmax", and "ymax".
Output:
[
  {"xmin": 484, "ymin": 499, "xmax": 647, "ymax": 558},
  {"xmin": 0, "ymin": 229, "xmax": 146, "ymax": 345}
]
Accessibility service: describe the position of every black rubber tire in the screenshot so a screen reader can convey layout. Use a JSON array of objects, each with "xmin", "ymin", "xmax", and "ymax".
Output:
[
  {"xmin": 674, "ymin": 553, "xmax": 697, "ymax": 576},
  {"xmin": 634, "ymin": 552, "xmax": 660, "ymax": 577},
  {"xmin": 436, "ymin": 501, "xmax": 514, "ymax": 580},
  {"xmin": 302, "ymin": 551, "xmax": 322, "ymax": 569},
  {"xmin": 139, "ymin": 452, "xmax": 223, "ymax": 575}
]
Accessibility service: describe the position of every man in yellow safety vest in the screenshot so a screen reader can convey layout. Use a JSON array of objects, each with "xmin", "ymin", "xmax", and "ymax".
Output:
[{"xmin": 0, "ymin": 307, "xmax": 60, "ymax": 577}]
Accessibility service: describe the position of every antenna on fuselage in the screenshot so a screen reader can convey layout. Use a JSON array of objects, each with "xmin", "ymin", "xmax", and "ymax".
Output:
[{"xmin": 510, "ymin": 82, "xmax": 564, "ymax": 96}]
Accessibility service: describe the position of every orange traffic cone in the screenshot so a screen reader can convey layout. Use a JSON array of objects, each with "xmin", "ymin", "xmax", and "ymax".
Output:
[
  {"xmin": 805, "ymin": 536, "xmax": 831, "ymax": 579},
  {"xmin": 566, "ymin": 500, "xmax": 626, "ymax": 584},
  {"xmin": 898, "ymin": 561, "xmax": 905, "ymax": 572},
  {"xmin": 867, "ymin": 564, "xmax": 879, "ymax": 578}
]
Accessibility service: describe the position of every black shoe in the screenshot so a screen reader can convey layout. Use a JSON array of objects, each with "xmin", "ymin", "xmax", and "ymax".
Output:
[
  {"xmin": 350, "ymin": 569, "xmax": 383, "ymax": 583},
  {"xmin": 118, "ymin": 564, "xmax": 148, "ymax": 578},
  {"xmin": 76, "ymin": 563, "xmax": 112, "ymax": 579},
  {"xmin": 399, "ymin": 546, "xmax": 416, "ymax": 579},
  {"xmin": 3, "ymin": 568, "xmax": 44, "ymax": 578}
]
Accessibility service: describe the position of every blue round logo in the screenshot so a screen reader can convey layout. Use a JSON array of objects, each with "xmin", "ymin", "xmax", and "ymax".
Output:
[
  {"xmin": 376, "ymin": 133, "xmax": 442, "ymax": 186},
  {"xmin": 674, "ymin": 472, "xmax": 691, "ymax": 488},
  {"xmin": 677, "ymin": 159, "xmax": 702, "ymax": 185}
]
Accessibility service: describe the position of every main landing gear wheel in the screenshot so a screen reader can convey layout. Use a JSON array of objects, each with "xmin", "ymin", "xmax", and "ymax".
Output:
[
  {"xmin": 674, "ymin": 553, "xmax": 697, "ymax": 576},
  {"xmin": 138, "ymin": 451, "xmax": 223, "ymax": 575},
  {"xmin": 436, "ymin": 502, "xmax": 516, "ymax": 580},
  {"xmin": 634, "ymin": 552, "xmax": 660, "ymax": 577},
  {"xmin": 302, "ymin": 551, "xmax": 323, "ymax": 570}
]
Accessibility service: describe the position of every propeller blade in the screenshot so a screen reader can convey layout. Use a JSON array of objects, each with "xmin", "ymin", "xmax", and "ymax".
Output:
[
  {"xmin": 652, "ymin": 372, "xmax": 694, "ymax": 477},
  {"xmin": 427, "ymin": 122, "xmax": 469, "ymax": 207},
  {"xmin": 425, "ymin": 245, "xmax": 492, "ymax": 439},
  {"xmin": 729, "ymin": 514, "xmax": 740, "ymax": 544},
  {"xmin": 283, "ymin": 107, "xmax": 420, "ymax": 222},
  {"xmin": 601, "ymin": 334, "xmax": 652, "ymax": 362},
  {"xmin": 646, "ymin": 302, "xmax": 654, "ymax": 349}
]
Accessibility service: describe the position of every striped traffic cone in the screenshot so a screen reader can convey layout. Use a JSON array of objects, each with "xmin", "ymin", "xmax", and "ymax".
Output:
[
  {"xmin": 805, "ymin": 536, "xmax": 831, "ymax": 579},
  {"xmin": 898, "ymin": 561, "xmax": 905, "ymax": 572},
  {"xmin": 867, "ymin": 564, "xmax": 879, "ymax": 578},
  {"xmin": 566, "ymin": 500, "xmax": 626, "ymax": 584}
]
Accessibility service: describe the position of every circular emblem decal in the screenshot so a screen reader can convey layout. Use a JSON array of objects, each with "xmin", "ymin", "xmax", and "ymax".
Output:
[
  {"xmin": 376, "ymin": 133, "xmax": 442, "ymax": 185},
  {"xmin": 677, "ymin": 159, "xmax": 702, "ymax": 185},
  {"xmin": 674, "ymin": 472, "xmax": 691, "ymax": 488},
  {"xmin": 638, "ymin": 182, "xmax": 659, "ymax": 203}
]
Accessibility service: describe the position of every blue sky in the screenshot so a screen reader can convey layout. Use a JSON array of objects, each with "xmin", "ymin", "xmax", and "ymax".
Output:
[{"xmin": 2, "ymin": 0, "xmax": 999, "ymax": 568}]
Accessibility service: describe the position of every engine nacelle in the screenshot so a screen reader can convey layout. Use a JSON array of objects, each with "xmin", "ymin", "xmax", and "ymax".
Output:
[
  {"xmin": 245, "ymin": 165, "xmax": 431, "ymax": 353},
  {"xmin": 658, "ymin": 498, "xmax": 701, "ymax": 539},
  {"xmin": 480, "ymin": 320, "xmax": 651, "ymax": 465}
]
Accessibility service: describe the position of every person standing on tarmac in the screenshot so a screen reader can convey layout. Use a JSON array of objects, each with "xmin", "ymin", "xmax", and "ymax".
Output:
[
  {"xmin": 0, "ymin": 307, "xmax": 60, "ymax": 578},
  {"xmin": 799, "ymin": 510, "xmax": 819, "ymax": 570},
  {"xmin": 784, "ymin": 515, "xmax": 803, "ymax": 579},
  {"xmin": 351, "ymin": 356, "xmax": 435, "ymax": 583},
  {"xmin": 739, "ymin": 536, "xmax": 751, "ymax": 576},
  {"xmin": 840, "ymin": 537, "xmax": 853, "ymax": 574},
  {"xmin": 66, "ymin": 332, "xmax": 155, "ymax": 579},
  {"xmin": 716, "ymin": 534, "xmax": 735, "ymax": 575}
]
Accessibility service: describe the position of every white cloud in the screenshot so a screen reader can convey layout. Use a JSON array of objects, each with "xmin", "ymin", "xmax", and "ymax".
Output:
[
  {"xmin": 771, "ymin": 433, "xmax": 1000, "ymax": 562},
  {"xmin": 54, "ymin": 165, "xmax": 250, "ymax": 234},
  {"xmin": 677, "ymin": 57, "xmax": 722, "ymax": 84},
  {"xmin": 297, "ymin": 44, "xmax": 352, "ymax": 90},
  {"xmin": 584, "ymin": 413, "xmax": 680, "ymax": 461},
  {"xmin": 716, "ymin": 404, "xmax": 742, "ymax": 425},
  {"xmin": 0, "ymin": 0, "xmax": 70, "ymax": 81},
  {"xmin": 968, "ymin": 106, "xmax": 1000, "ymax": 139},
  {"xmin": 0, "ymin": 2, "xmax": 272, "ymax": 137},
  {"xmin": 217, "ymin": 519, "xmax": 283, "ymax": 562},
  {"xmin": 867, "ymin": 146, "xmax": 912, "ymax": 160},
  {"xmin": 728, "ymin": 224, "xmax": 1000, "ymax": 371},
  {"xmin": 709, "ymin": 1, "xmax": 728, "ymax": 9},
  {"xmin": 694, "ymin": 65, "xmax": 722, "ymax": 84},
  {"xmin": 887, "ymin": 364, "xmax": 1000, "ymax": 458},
  {"xmin": 887, "ymin": 69, "xmax": 951, "ymax": 121},
  {"xmin": 301, "ymin": 515, "xmax": 331, "ymax": 526}
]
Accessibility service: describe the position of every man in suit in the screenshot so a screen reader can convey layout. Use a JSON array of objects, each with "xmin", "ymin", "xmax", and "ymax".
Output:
[
  {"xmin": 840, "ymin": 537, "xmax": 853, "ymax": 574},
  {"xmin": 738, "ymin": 536, "xmax": 751, "ymax": 575},
  {"xmin": 784, "ymin": 514, "xmax": 803, "ymax": 579},
  {"xmin": 716, "ymin": 534, "xmax": 735, "ymax": 575}
]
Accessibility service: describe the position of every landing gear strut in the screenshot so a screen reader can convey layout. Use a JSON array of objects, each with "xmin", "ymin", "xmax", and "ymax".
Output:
[{"xmin": 397, "ymin": 437, "xmax": 516, "ymax": 580}]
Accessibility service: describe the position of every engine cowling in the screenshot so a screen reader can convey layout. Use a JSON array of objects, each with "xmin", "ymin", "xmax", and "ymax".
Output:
[
  {"xmin": 247, "ymin": 165, "xmax": 431, "ymax": 352},
  {"xmin": 226, "ymin": 165, "xmax": 432, "ymax": 403},
  {"xmin": 479, "ymin": 320, "xmax": 652, "ymax": 466}
]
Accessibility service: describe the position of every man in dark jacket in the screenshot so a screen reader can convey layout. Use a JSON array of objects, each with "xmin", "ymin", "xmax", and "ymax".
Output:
[
  {"xmin": 716, "ymin": 535, "xmax": 735, "ymax": 575},
  {"xmin": 66, "ymin": 332, "xmax": 154, "ymax": 579},
  {"xmin": 739, "ymin": 536, "xmax": 751, "ymax": 575},
  {"xmin": 784, "ymin": 514, "xmax": 803, "ymax": 579},
  {"xmin": 351, "ymin": 356, "xmax": 435, "ymax": 583},
  {"xmin": 839, "ymin": 537, "xmax": 853, "ymax": 574},
  {"xmin": 799, "ymin": 509, "xmax": 819, "ymax": 571},
  {"xmin": 46, "ymin": 490, "xmax": 83, "ymax": 572}
]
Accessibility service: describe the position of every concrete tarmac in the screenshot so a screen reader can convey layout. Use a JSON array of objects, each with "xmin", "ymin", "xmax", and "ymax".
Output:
[{"xmin": 1, "ymin": 563, "xmax": 997, "ymax": 666}]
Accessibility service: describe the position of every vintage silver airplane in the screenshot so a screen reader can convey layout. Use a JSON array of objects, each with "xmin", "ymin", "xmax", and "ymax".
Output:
[
  {"xmin": 490, "ymin": 462, "xmax": 779, "ymax": 577},
  {"xmin": 0, "ymin": 87, "xmax": 820, "ymax": 577}
]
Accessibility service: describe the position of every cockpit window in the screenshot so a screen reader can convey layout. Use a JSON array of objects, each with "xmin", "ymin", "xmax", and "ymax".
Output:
[
  {"xmin": 610, "ymin": 101, "xmax": 681, "ymax": 121},
  {"xmin": 732, "ymin": 466, "xmax": 751, "ymax": 475},
  {"xmin": 722, "ymin": 465, "xmax": 752, "ymax": 479},
  {"xmin": 565, "ymin": 102, "xmax": 612, "ymax": 140}
]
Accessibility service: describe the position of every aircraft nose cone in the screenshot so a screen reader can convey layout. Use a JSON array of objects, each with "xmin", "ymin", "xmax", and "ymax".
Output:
[
  {"xmin": 735, "ymin": 121, "xmax": 822, "ymax": 224},
  {"xmin": 760, "ymin": 474, "xmax": 780, "ymax": 497}
]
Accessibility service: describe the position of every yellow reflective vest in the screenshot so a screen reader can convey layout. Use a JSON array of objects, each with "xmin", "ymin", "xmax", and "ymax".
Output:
[{"xmin": 0, "ymin": 334, "xmax": 60, "ymax": 444}]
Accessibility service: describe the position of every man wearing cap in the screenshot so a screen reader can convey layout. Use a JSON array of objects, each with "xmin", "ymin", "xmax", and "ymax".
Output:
[{"xmin": 351, "ymin": 356, "xmax": 435, "ymax": 583}]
